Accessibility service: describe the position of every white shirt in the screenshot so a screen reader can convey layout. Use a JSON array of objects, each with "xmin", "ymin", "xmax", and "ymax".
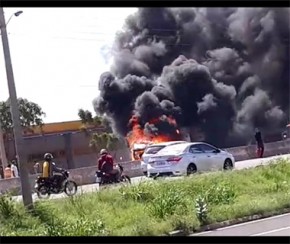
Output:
[{"xmin": 11, "ymin": 164, "xmax": 19, "ymax": 177}]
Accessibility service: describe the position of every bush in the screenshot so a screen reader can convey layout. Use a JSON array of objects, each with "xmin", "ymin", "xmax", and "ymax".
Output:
[
  {"xmin": 195, "ymin": 195, "xmax": 208, "ymax": 225},
  {"xmin": 148, "ymin": 188, "xmax": 185, "ymax": 219},
  {"xmin": 204, "ymin": 182, "xmax": 237, "ymax": 205},
  {"xmin": 119, "ymin": 181, "xmax": 155, "ymax": 202},
  {"xmin": 33, "ymin": 201, "xmax": 107, "ymax": 236},
  {"xmin": 0, "ymin": 194, "xmax": 18, "ymax": 219}
]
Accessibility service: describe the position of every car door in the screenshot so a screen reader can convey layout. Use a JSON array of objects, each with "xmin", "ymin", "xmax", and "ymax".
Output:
[
  {"xmin": 188, "ymin": 144, "xmax": 208, "ymax": 172},
  {"xmin": 199, "ymin": 144, "xmax": 223, "ymax": 171}
]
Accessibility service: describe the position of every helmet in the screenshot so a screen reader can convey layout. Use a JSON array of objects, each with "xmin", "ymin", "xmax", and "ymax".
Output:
[
  {"xmin": 100, "ymin": 149, "xmax": 108, "ymax": 155},
  {"xmin": 44, "ymin": 153, "xmax": 53, "ymax": 161}
]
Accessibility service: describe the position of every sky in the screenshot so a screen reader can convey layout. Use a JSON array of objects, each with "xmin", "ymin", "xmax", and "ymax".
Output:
[{"xmin": 0, "ymin": 7, "xmax": 137, "ymax": 123}]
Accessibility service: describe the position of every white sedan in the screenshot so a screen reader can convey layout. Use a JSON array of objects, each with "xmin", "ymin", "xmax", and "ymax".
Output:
[
  {"xmin": 147, "ymin": 142, "xmax": 235, "ymax": 177},
  {"xmin": 140, "ymin": 141, "xmax": 187, "ymax": 175}
]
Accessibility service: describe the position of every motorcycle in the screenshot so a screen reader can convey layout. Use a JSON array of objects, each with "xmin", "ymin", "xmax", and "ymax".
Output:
[
  {"xmin": 95, "ymin": 163, "xmax": 131, "ymax": 185},
  {"xmin": 34, "ymin": 170, "xmax": 78, "ymax": 199}
]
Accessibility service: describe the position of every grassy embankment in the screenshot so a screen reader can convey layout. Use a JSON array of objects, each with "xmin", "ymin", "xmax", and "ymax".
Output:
[{"xmin": 0, "ymin": 158, "xmax": 290, "ymax": 236}]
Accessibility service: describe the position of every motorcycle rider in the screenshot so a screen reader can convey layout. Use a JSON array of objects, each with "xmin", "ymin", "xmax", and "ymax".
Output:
[
  {"xmin": 97, "ymin": 149, "xmax": 120, "ymax": 182},
  {"xmin": 42, "ymin": 153, "xmax": 64, "ymax": 188}
]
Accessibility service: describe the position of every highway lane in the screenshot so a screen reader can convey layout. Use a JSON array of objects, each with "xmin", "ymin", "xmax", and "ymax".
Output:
[
  {"xmin": 13, "ymin": 153, "xmax": 290, "ymax": 202},
  {"xmin": 191, "ymin": 213, "xmax": 290, "ymax": 236}
]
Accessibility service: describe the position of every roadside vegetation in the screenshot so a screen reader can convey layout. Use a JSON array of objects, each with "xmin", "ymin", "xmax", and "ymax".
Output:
[{"xmin": 0, "ymin": 158, "xmax": 290, "ymax": 236}]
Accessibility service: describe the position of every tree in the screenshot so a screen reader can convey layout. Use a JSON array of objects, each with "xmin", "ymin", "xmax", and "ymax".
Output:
[
  {"xmin": 0, "ymin": 98, "xmax": 45, "ymax": 133},
  {"xmin": 78, "ymin": 108, "xmax": 104, "ymax": 128},
  {"xmin": 89, "ymin": 132, "xmax": 120, "ymax": 158},
  {"xmin": 0, "ymin": 98, "xmax": 45, "ymax": 162},
  {"xmin": 89, "ymin": 132, "xmax": 119, "ymax": 151},
  {"xmin": 78, "ymin": 109, "xmax": 121, "ymax": 158},
  {"xmin": 78, "ymin": 109, "xmax": 94, "ymax": 125}
]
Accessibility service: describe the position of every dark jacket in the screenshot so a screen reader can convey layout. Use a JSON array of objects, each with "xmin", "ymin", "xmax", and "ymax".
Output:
[
  {"xmin": 255, "ymin": 131, "xmax": 264, "ymax": 147},
  {"xmin": 98, "ymin": 154, "xmax": 114, "ymax": 173}
]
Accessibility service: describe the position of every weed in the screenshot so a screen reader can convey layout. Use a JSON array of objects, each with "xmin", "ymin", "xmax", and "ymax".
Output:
[
  {"xmin": 205, "ymin": 182, "xmax": 237, "ymax": 205},
  {"xmin": 195, "ymin": 195, "xmax": 208, "ymax": 225},
  {"xmin": 119, "ymin": 182, "xmax": 155, "ymax": 202},
  {"xmin": 148, "ymin": 188, "xmax": 184, "ymax": 219},
  {"xmin": 0, "ymin": 194, "xmax": 19, "ymax": 219}
]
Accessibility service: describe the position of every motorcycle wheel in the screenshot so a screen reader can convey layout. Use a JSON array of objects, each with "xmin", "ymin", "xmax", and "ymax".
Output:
[
  {"xmin": 64, "ymin": 180, "xmax": 78, "ymax": 196},
  {"xmin": 120, "ymin": 175, "xmax": 131, "ymax": 184},
  {"xmin": 36, "ymin": 185, "xmax": 51, "ymax": 199}
]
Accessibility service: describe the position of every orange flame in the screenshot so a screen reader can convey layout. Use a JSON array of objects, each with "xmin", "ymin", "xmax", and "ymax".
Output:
[{"xmin": 126, "ymin": 115, "xmax": 181, "ymax": 160}]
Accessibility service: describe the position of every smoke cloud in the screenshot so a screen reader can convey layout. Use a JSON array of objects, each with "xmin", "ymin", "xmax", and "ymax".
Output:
[{"xmin": 93, "ymin": 7, "xmax": 289, "ymax": 147}]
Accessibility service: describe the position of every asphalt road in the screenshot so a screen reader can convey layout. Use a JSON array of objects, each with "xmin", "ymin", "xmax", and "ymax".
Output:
[
  {"xmin": 13, "ymin": 153, "xmax": 290, "ymax": 202},
  {"xmin": 191, "ymin": 213, "xmax": 290, "ymax": 236}
]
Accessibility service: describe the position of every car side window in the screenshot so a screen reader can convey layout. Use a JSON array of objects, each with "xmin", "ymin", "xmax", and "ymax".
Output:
[
  {"xmin": 199, "ymin": 144, "xmax": 216, "ymax": 153},
  {"xmin": 189, "ymin": 145, "xmax": 203, "ymax": 154}
]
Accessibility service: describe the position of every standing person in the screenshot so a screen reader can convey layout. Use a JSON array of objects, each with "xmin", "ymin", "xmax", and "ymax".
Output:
[
  {"xmin": 4, "ymin": 164, "xmax": 12, "ymax": 179},
  {"xmin": 33, "ymin": 160, "xmax": 40, "ymax": 174},
  {"xmin": 255, "ymin": 128, "xmax": 264, "ymax": 158},
  {"xmin": 0, "ymin": 165, "xmax": 3, "ymax": 179},
  {"xmin": 98, "ymin": 149, "xmax": 120, "ymax": 182},
  {"xmin": 11, "ymin": 160, "xmax": 19, "ymax": 178}
]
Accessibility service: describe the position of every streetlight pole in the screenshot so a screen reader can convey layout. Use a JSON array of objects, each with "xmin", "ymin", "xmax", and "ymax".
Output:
[
  {"xmin": 0, "ymin": 8, "xmax": 33, "ymax": 208},
  {"xmin": 0, "ymin": 11, "xmax": 23, "ymax": 174}
]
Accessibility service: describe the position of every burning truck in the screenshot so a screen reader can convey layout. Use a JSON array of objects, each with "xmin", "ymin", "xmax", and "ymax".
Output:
[{"xmin": 126, "ymin": 115, "xmax": 194, "ymax": 161}]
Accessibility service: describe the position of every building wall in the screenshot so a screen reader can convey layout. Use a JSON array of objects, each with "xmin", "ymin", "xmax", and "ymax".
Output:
[
  {"xmin": 4, "ymin": 130, "xmax": 131, "ymax": 173},
  {"xmin": 23, "ymin": 120, "xmax": 102, "ymax": 135}
]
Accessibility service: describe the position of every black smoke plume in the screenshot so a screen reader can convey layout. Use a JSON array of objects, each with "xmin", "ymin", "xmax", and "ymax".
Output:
[{"xmin": 93, "ymin": 7, "xmax": 290, "ymax": 147}]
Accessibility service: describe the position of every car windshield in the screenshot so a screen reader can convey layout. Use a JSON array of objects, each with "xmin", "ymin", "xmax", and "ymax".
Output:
[
  {"xmin": 144, "ymin": 146, "xmax": 165, "ymax": 155},
  {"xmin": 157, "ymin": 143, "xmax": 188, "ymax": 155}
]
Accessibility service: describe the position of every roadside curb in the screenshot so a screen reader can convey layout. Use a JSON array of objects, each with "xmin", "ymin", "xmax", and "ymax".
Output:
[{"xmin": 167, "ymin": 207, "xmax": 290, "ymax": 236}]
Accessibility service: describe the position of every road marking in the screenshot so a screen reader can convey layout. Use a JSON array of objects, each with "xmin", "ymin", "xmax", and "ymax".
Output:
[
  {"xmin": 251, "ymin": 226, "xmax": 290, "ymax": 236},
  {"xmin": 191, "ymin": 213, "xmax": 290, "ymax": 236},
  {"xmin": 215, "ymin": 213, "xmax": 290, "ymax": 231}
]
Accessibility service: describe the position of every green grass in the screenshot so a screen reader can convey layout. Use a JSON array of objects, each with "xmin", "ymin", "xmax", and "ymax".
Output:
[{"xmin": 1, "ymin": 158, "xmax": 290, "ymax": 236}]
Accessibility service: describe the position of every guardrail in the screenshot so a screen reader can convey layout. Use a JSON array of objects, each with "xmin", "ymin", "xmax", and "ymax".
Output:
[{"xmin": 1, "ymin": 139, "xmax": 289, "ymax": 195}]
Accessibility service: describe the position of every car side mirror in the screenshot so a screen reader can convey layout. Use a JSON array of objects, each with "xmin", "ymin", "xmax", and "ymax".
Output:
[{"xmin": 214, "ymin": 149, "xmax": 221, "ymax": 153}]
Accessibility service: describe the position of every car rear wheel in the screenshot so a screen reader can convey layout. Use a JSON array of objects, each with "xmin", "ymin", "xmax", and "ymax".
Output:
[
  {"xmin": 224, "ymin": 159, "xmax": 233, "ymax": 170},
  {"xmin": 187, "ymin": 163, "xmax": 197, "ymax": 176}
]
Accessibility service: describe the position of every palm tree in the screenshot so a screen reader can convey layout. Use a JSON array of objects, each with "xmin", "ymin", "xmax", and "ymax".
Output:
[{"xmin": 89, "ymin": 132, "xmax": 120, "ymax": 159}]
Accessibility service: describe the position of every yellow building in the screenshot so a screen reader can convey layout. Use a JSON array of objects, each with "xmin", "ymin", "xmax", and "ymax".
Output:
[{"xmin": 24, "ymin": 120, "xmax": 97, "ymax": 135}]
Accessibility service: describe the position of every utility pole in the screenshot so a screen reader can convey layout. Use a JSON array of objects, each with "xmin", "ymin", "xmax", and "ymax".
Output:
[{"xmin": 0, "ymin": 8, "xmax": 33, "ymax": 208}]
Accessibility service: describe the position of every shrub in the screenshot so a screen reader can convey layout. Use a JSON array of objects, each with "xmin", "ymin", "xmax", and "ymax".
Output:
[
  {"xmin": 119, "ymin": 182, "xmax": 155, "ymax": 202},
  {"xmin": 0, "ymin": 194, "xmax": 19, "ymax": 219},
  {"xmin": 204, "ymin": 182, "xmax": 237, "ymax": 205},
  {"xmin": 148, "ymin": 188, "xmax": 185, "ymax": 219},
  {"xmin": 195, "ymin": 195, "xmax": 208, "ymax": 225}
]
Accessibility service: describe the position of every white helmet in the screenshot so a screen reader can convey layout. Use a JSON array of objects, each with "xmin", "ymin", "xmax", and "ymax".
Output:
[{"xmin": 100, "ymin": 149, "xmax": 108, "ymax": 155}]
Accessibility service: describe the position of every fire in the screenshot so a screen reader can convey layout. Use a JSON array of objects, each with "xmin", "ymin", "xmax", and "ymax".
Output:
[{"xmin": 126, "ymin": 115, "xmax": 181, "ymax": 160}]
